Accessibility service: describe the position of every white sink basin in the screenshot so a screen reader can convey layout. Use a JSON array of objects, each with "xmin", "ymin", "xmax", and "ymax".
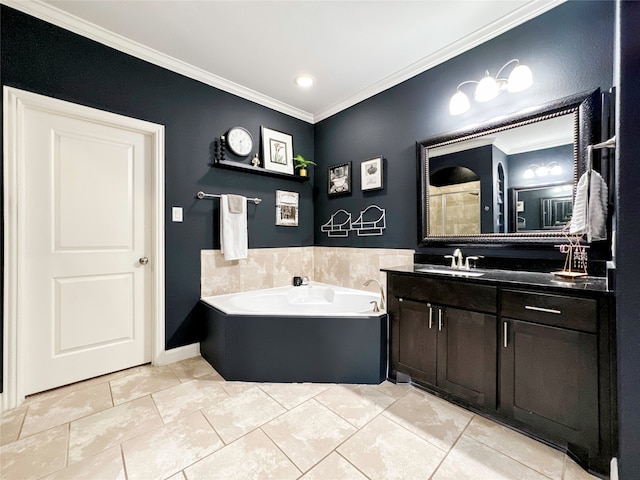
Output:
[{"xmin": 415, "ymin": 267, "xmax": 485, "ymax": 277}]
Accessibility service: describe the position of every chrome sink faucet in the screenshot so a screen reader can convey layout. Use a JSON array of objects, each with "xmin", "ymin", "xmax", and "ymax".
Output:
[
  {"xmin": 364, "ymin": 278, "xmax": 385, "ymax": 310},
  {"xmin": 445, "ymin": 248, "xmax": 465, "ymax": 269}
]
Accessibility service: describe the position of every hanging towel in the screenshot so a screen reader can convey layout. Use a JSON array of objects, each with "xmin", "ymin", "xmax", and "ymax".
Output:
[
  {"xmin": 570, "ymin": 172, "xmax": 589, "ymax": 235},
  {"xmin": 587, "ymin": 170, "xmax": 608, "ymax": 242},
  {"xmin": 570, "ymin": 171, "xmax": 608, "ymax": 241},
  {"xmin": 220, "ymin": 194, "xmax": 248, "ymax": 260}
]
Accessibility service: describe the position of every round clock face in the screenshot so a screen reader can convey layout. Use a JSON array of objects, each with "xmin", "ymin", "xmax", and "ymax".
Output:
[{"xmin": 226, "ymin": 127, "xmax": 253, "ymax": 156}]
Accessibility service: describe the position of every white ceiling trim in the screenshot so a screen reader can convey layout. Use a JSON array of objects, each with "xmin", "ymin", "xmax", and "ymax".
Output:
[
  {"xmin": 3, "ymin": 0, "xmax": 565, "ymax": 124},
  {"xmin": 2, "ymin": 0, "xmax": 315, "ymax": 123},
  {"xmin": 313, "ymin": 0, "xmax": 566, "ymax": 123}
]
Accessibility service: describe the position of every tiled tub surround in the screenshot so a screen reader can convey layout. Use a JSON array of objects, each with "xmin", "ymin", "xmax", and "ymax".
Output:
[
  {"xmin": 0, "ymin": 357, "xmax": 599, "ymax": 480},
  {"xmin": 201, "ymin": 247, "xmax": 415, "ymax": 297}
]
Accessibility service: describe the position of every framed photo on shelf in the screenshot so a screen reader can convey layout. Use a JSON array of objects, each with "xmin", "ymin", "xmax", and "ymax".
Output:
[
  {"xmin": 261, "ymin": 126, "xmax": 294, "ymax": 175},
  {"xmin": 275, "ymin": 190, "xmax": 299, "ymax": 226},
  {"xmin": 328, "ymin": 162, "xmax": 352, "ymax": 196},
  {"xmin": 361, "ymin": 156, "xmax": 383, "ymax": 191}
]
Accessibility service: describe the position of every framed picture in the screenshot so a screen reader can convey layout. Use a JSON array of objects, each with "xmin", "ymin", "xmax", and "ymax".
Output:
[
  {"xmin": 361, "ymin": 156, "xmax": 384, "ymax": 191},
  {"xmin": 328, "ymin": 162, "xmax": 352, "ymax": 196},
  {"xmin": 275, "ymin": 190, "xmax": 299, "ymax": 226},
  {"xmin": 261, "ymin": 126, "xmax": 294, "ymax": 175}
]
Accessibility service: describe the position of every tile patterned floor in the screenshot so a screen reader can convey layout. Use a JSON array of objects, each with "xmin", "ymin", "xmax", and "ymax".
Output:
[{"xmin": 1, "ymin": 356, "xmax": 601, "ymax": 480}]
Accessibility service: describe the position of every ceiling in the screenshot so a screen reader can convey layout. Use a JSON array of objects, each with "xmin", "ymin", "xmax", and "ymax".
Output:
[{"xmin": 8, "ymin": 0, "xmax": 564, "ymax": 123}]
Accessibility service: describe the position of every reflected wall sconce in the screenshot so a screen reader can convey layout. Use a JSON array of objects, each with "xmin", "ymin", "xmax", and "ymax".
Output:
[
  {"xmin": 449, "ymin": 59, "xmax": 533, "ymax": 115},
  {"xmin": 522, "ymin": 162, "xmax": 563, "ymax": 179}
]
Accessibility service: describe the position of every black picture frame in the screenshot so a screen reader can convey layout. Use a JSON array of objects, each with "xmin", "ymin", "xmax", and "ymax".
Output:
[
  {"xmin": 328, "ymin": 162, "xmax": 352, "ymax": 196},
  {"xmin": 361, "ymin": 156, "xmax": 384, "ymax": 191}
]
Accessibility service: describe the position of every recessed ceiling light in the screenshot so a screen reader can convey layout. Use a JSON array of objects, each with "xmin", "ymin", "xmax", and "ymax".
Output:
[{"xmin": 294, "ymin": 74, "xmax": 314, "ymax": 88}]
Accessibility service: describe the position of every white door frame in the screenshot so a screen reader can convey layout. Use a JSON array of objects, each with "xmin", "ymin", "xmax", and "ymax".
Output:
[{"xmin": 3, "ymin": 86, "xmax": 166, "ymax": 410}]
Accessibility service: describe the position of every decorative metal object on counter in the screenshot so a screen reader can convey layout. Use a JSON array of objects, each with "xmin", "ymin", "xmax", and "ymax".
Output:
[{"xmin": 553, "ymin": 226, "xmax": 589, "ymax": 279}]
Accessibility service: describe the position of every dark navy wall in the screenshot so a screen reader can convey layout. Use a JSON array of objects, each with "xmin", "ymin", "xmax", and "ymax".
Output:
[
  {"xmin": 314, "ymin": 1, "xmax": 614, "ymax": 258},
  {"xmin": 0, "ymin": 6, "xmax": 315, "ymax": 358},
  {"xmin": 614, "ymin": 1, "xmax": 640, "ymax": 476}
]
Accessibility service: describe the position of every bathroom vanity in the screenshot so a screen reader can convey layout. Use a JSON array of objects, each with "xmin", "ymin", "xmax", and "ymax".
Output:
[{"xmin": 383, "ymin": 265, "xmax": 615, "ymax": 475}]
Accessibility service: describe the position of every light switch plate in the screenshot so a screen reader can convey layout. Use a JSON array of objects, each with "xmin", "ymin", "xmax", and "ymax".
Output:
[{"xmin": 172, "ymin": 207, "xmax": 183, "ymax": 222}]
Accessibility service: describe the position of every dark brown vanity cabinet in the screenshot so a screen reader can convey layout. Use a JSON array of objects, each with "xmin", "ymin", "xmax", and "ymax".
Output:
[
  {"xmin": 390, "ymin": 275, "xmax": 497, "ymax": 409},
  {"xmin": 500, "ymin": 289, "xmax": 606, "ymax": 460},
  {"xmin": 387, "ymin": 271, "xmax": 615, "ymax": 475},
  {"xmin": 397, "ymin": 299, "xmax": 437, "ymax": 385}
]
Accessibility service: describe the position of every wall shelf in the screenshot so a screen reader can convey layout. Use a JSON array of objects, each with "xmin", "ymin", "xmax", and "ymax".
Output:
[{"xmin": 211, "ymin": 159, "xmax": 310, "ymax": 182}]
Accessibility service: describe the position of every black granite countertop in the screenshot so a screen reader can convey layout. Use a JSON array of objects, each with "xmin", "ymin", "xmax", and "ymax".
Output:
[{"xmin": 382, "ymin": 264, "xmax": 612, "ymax": 295}]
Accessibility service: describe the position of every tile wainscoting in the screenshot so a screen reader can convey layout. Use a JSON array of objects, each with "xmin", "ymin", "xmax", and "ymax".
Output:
[{"xmin": 201, "ymin": 247, "xmax": 414, "ymax": 297}]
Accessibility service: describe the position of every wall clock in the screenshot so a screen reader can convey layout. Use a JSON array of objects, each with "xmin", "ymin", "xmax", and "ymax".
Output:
[{"xmin": 225, "ymin": 127, "xmax": 253, "ymax": 156}]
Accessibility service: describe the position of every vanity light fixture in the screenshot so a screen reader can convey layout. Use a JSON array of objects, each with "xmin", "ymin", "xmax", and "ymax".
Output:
[
  {"xmin": 294, "ymin": 74, "xmax": 315, "ymax": 88},
  {"xmin": 449, "ymin": 59, "xmax": 533, "ymax": 115},
  {"xmin": 523, "ymin": 162, "xmax": 563, "ymax": 179}
]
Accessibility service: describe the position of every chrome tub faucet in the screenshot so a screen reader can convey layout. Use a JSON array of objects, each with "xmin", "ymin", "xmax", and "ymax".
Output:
[{"xmin": 363, "ymin": 278, "xmax": 385, "ymax": 310}]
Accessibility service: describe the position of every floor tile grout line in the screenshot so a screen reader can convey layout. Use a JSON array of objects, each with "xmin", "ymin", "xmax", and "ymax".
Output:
[
  {"xmin": 111, "ymin": 367, "xmax": 184, "ymax": 407},
  {"xmin": 15, "ymin": 404, "xmax": 29, "ymax": 443},
  {"xmin": 119, "ymin": 444, "xmax": 129, "ymax": 480},
  {"xmin": 18, "ymin": 402, "xmax": 112, "ymax": 440},
  {"xmin": 461, "ymin": 416, "xmax": 564, "ymax": 479},
  {"xmin": 312, "ymin": 385, "xmax": 399, "ymax": 430},
  {"xmin": 454, "ymin": 426, "xmax": 559, "ymax": 480},
  {"xmin": 25, "ymin": 422, "xmax": 71, "ymax": 480},
  {"xmin": 256, "ymin": 426, "xmax": 304, "ymax": 477},
  {"xmin": 18, "ymin": 366, "xmax": 164, "ymax": 441},
  {"xmin": 335, "ymin": 449, "xmax": 373, "ymax": 480},
  {"xmin": 427, "ymin": 412, "xmax": 476, "ymax": 479},
  {"xmin": 376, "ymin": 392, "xmax": 466, "ymax": 456}
]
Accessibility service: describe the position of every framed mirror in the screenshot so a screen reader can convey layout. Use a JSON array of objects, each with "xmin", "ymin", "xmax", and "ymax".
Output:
[{"xmin": 418, "ymin": 90, "xmax": 600, "ymax": 244}]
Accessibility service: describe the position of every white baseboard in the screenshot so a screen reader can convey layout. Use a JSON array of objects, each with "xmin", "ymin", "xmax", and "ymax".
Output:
[{"xmin": 154, "ymin": 343, "xmax": 201, "ymax": 366}]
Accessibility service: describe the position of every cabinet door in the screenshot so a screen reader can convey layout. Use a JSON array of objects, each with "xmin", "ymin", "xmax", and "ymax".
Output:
[
  {"xmin": 436, "ymin": 307, "xmax": 497, "ymax": 408},
  {"xmin": 500, "ymin": 319, "xmax": 599, "ymax": 451},
  {"xmin": 397, "ymin": 299, "xmax": 437, "ymax": 385}
]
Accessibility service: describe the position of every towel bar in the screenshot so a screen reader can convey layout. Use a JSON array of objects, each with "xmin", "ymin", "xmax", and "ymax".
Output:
[{"xmin": 196, "ymin": 191, "xmax": 262, "ymax": 204}]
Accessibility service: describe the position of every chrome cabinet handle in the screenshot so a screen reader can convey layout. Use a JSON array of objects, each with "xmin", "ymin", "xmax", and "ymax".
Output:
[
  {"xmin": 139, "ymin": 257, "xmax": 149, "ymax": 265},
  {"xmin": 428, "ymin": 304, "xmax": 433, "ymax": 329},
  {"xmin": 503, "ymin": 321, "xmax": 508, "ymax": 348},
  {"xmin": 525, "ymin": 305, "xmax": 561, "ymax": 315},
  {"xmin": 438, "ymin": 309, "xmax": 443, "ymax": 331}
]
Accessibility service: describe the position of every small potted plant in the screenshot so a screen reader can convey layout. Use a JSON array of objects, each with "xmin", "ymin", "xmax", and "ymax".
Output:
[{"xmin": 293, "ymin": 154, "xmax": 317, "ymax": 177}]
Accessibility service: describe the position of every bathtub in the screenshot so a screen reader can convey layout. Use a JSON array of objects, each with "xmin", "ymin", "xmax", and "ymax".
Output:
[{"xmin": 200, "ymin": 282, "xmax": 387, "ymax": 384}]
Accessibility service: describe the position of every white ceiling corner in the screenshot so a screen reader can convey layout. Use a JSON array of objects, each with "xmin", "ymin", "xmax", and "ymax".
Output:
[{"xmin": 3, "ymin": 0, "xmax": 566, "ymax": 124}]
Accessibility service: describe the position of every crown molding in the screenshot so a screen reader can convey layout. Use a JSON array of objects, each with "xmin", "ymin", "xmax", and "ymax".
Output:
[
  {"xmin": 1, "ymin": 0, "xmax": 315, "ymax": 123},
  {"xmin": 3, "ymin": 0, "xmax": 564, "ymax": 125},
  {"xmin": 312, "ymin": 0, "xmax": 566, "ymax": 123}
]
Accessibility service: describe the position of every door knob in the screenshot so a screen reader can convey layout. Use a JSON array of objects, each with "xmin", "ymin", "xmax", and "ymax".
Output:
[{"xmin": 139, "ymin": 257, "xmax": 149, "ymax": 265}]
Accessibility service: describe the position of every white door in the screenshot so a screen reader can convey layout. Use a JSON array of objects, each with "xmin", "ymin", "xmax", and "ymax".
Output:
[{"xmin": 6, "ymin": 89, "xmax": 162, "ymax": 396}]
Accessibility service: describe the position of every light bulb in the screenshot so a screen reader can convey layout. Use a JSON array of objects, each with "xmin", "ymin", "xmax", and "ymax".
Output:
[
  {"xmin": 474, "ymin": 72, "xmax": 499, "ymax": 102},
  {"xmin": 550, "ymin": 164, "xmax": 563, "ymax": 176},
  {"xmin": 449, "ymin": 91, "xmax": 470, "ymax": 115},
  {"xmin": 294, "ymin": 74, "xmax": 314, "ymax": 88},
  {"xmin": 507, "ymin": 64, "xmax": 533, "ymax": 92},
  {"xmin": 523, "ymin": 168, "xmax": 535, "ymax": 179},
  {"xmin": 536, "ymin": 165, "xmax": 549, "ymax": 177}
]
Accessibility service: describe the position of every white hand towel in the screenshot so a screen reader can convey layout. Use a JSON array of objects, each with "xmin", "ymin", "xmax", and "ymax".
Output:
[
  {"xmin": 220, "ymin": 194, "xmax": 248, "ymax": 260},
  {"xmin": 570, "ymin": 170, "xmax": 608, "ymax": 241},
  {"xmin": 587, "ymin": 170, "xmax": 608, "ymax": 242},
  {"xmin": 570, "ymin": 172, "xmax": 589, "ymax": 235}
]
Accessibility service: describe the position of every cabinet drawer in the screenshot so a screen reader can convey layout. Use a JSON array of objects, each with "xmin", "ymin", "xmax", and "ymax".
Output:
[
  {"xmin": 501, "ymin": 289, "xmax": 597, "ymax": 333},
  {"xmin": 391, "ymin": 275, "xmax": 497, "ymax": 313}
]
